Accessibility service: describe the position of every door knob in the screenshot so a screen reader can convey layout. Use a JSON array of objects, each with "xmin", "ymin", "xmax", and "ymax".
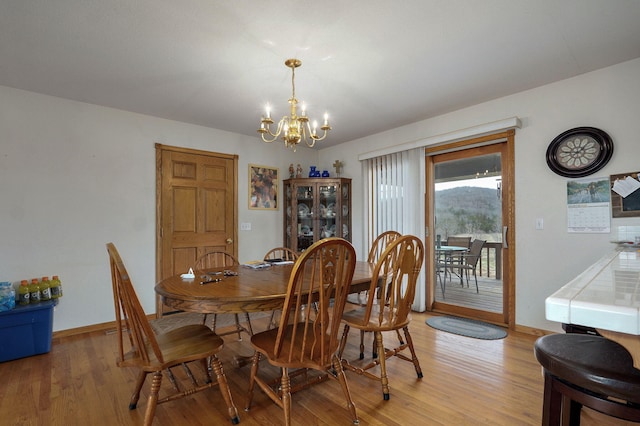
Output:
[{"xmin": 226, "ymin": 238, "xmax": 233, "ymax": 244}]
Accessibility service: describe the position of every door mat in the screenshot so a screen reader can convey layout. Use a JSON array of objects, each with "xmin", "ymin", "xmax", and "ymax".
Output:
[{"xmin": 425, "ymin": 316, "xmax": 507, "ymax": 340}]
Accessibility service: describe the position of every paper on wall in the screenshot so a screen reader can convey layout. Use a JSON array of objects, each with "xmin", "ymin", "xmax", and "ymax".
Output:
[{"xmin": 612, "ymin": 176, "xmax": 640, "ymax": 198}]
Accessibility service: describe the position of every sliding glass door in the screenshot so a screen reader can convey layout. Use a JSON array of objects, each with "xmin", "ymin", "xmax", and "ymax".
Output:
[{"xmin": 426, "ymin": 132, "xmax": 514, "ymax": 326}]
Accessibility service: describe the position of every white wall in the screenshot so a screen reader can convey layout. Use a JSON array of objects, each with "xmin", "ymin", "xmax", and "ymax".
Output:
[
  {"xmin": 319, "ymin": 58, "xmax": 640, "ymax": 332},
  {"xmin": 3, "ymin": 58, "xmax": 640, "ymax": 333},
  {"xmin": 0, "ymin": 86, "xmax": 315, "ymax": 331}
]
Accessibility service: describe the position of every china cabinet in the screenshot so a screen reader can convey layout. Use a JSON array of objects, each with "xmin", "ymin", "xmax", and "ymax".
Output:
[{"xmin": 283, "ymin": 178, "xmax": 352, "ymax": 252}]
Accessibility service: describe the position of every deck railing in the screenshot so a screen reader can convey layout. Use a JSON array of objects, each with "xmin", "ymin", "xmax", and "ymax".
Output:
[{"xmin": 478, "ymin": 242, "xmax": 502, "ymax": 279}]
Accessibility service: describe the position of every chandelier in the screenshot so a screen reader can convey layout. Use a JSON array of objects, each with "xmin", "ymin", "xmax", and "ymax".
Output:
[{"xmin": 258, "ymin": 59, "xmax": 331, "ymax": 150}]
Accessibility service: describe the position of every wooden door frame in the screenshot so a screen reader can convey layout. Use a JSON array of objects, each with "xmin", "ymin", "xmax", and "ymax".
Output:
[
  {"xmin": 425, "ymin": 130, "xmax": 515, "ymax": 329},
  {"xmin": 155, "ymin": 143, "xmax": 238, "ymax": 315}
]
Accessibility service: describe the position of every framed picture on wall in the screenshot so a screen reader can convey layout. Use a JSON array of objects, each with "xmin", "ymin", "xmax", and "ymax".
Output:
[{"xmin": 249, "ymin": 164, "xmax": 278, "ymax": 210}]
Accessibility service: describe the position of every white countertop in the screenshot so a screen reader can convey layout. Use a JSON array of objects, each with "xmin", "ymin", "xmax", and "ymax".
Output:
[{"xmin": 546, "ymin": 246, "xmax": 640, "ymax": 334}]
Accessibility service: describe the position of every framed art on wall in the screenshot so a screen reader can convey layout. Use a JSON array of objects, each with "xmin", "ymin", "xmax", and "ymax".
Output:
[{"xmin": 249, "ymin": 164, "xmax": 278, "ymax": 210}]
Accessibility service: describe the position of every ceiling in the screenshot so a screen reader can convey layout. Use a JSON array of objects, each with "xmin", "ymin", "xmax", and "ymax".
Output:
[{"xmin": 2, "ymin": 1, "xmax": 640, "ymax": 149}]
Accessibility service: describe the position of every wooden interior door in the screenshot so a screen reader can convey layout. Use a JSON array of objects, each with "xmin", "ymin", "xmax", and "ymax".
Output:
[{"xmin": 155, "ymin": 144, "xmax": 238, "ymax": 315}]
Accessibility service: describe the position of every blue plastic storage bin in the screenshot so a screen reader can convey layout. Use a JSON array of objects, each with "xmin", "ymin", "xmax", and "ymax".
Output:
[{"xmin": 0, "ymin": 300, "xmax": 56, "ymax": 362}]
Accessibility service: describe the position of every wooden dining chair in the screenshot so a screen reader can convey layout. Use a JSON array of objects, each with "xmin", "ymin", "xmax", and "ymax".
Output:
[
  {"xmin": 263, "ymin": 247, "xmax": 300, "ymax": 329},
  {"xmin": 245, "ymin": 238, "xmax": 359, "ymax": 426},
  {"xmin": 338, "ymin": 234, "xmax": 424, "ymax": 400},
  {"xmin": 263, "ymin": 246, "xmax": 299, "ymax": 262},
  {"xmin": 349, "ymin": 230, "xmax": 401, "ymax": 306},
  {"xmin": 357, "ymin": 230, "xmax": 402, "ymax": 358},
  {"xmin": 194, "ymin": 251, "xmax": 253, "ymax": 340},
  {"xmin": 106, "ymin": 243, "xmax": 239, "ymax": 426}
]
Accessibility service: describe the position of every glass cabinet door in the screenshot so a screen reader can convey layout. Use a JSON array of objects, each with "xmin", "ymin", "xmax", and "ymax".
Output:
[
  {"xmin": 296, "ymin": 183, "xmax": 315, "ymax": 251},
  {"xmin": 284, "ymin": 182, "xmax": 294, "ymax": 249},
  {"xmin": 318, "ymin": 183, "xmax": 339, "ymax": 239},
  {"xmin": 341, "ymin": 180, "xmax": 351, "ymax": 242}
]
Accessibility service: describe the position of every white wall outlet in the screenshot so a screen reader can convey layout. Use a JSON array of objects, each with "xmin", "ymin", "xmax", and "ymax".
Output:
[
  {"xmin": 535, "ymin": 218, "xmax": 544, "ymax": 230},
  {"xmin": 240, "ymin": 222, "xmax": 251, "ymax": 231}
]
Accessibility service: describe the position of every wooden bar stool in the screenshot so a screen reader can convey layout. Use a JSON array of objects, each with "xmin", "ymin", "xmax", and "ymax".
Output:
[{"xmin": 534, "ymin": 333, "xmax": 640, "ymax": 425}]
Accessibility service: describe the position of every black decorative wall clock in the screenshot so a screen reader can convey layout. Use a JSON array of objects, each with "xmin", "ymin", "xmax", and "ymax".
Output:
[{"xmin": 546, "ymin": 127, "xmax": 613, "ymax": 178}]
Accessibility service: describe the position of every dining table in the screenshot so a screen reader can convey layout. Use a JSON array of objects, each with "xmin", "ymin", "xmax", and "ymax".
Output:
[
  {"xmin": 435, "ymin": 245, "xmax": 468, "ymax": 284},
  {"xmin": 155, "ymin": 260, "xmax": 375, "ymax": 367},
  {"xmin": 155, "ymin": 260, "xmax": 375, "ymax": 315}
]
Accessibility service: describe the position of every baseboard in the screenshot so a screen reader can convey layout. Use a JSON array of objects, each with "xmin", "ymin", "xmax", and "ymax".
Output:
[
  {"xmin": 514, "ymin": 323, "xmax": 555, "ymax": 336},
  {"xmin": 52, "ymin": 314, "xmax": 156, "ymax": 339}
]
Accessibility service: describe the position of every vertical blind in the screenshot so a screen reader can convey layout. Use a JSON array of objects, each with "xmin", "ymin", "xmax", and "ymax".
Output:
[
  {"xmin": 365, "ymin": 149, "xmax": 422, "ymax": 242},
  {"xmin": 364, "ymin": 148, "xmax": 425, "ymax": 311}
]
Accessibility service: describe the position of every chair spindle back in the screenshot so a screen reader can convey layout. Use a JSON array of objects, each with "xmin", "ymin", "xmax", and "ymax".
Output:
[
  {"xmin": 274, "ymin": 238, "xmax": 356, "ymax": 367},
  {"xmin": 367, "ymin": 230, "xmax": 402, "ymax": 263},
  {"xmin": 364, "ymin": 235, "xmax": 424, "ymax": 329},
  {"xmin": 107, "ymin": 242, "xmax": 163, "ymax": 366}
]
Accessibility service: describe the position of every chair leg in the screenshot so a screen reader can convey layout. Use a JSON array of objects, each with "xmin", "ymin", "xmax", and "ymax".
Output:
[
  {"xmin": 281, "ymin": 368, "xmax": 292, "ymax": 426},
  {"xmin": 402, "ymin": 326, "xmax": 423, "ymax": 378},
  {"xmin": 210, "ymin": 355, "xmax": 240, "ymax": 424},
  {"xmin": 374, "ymin": 331, "xmax": 391, "ymax": 400},
  {"xmin": 245, "ymin": 352, "xmax": 261, "ymax": 411},
  {"xmin": 129, "ymin": 371, "xmax": 148, "ymax": 410},
  {"xmin": 143, "ymin": 371, "xmax": 162, "ymax": 426},
  {"xmin": 567, "ymin": 398, "xmax": 582, "ymax": 426},
  {"xmin": 337, "ymin": 324, "xmax": 350, "ymax": 359},
  {"xmin": 360, "ymin": 330, "xmax": 367, "ymax": 360},
  {"xmin": 542, "ymin": 370, "xmax": 563, "ymax": 426},
  {"xmin": 332, "ymin": 354, "xmax": 360, "ymax": 425},
  {"xmin": 202, "ymin": 357, "xmax": 212, "ymax": 383},
  {"xmin": 473, "ymin": 269, "xmax": 479, "ymax": 293},
  {"xmin": 372, "ymin": 331, "xmax": 378, "ymax": 359}
]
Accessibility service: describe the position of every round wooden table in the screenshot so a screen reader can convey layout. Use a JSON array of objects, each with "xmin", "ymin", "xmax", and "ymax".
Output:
[{"xmin": 155, "ymin": 261, "xmax": 375, "ymax": 315}]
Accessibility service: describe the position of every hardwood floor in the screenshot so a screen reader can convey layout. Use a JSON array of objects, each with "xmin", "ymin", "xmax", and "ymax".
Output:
[{"xmin": 0, "ymin": 311, "xmax": 633, "ymax": 425}]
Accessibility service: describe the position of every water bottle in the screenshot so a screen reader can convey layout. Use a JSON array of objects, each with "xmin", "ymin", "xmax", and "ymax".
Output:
[
  {"xmin": 29, "ymin": 278, "xmax": 41, "ymax": 304},
  {"xmin": 0, "ymin": 282, "xmax": 15, "ymax": 311},
  {"xmin": 40, "ymin": 276, "xmax": 52, "ymax": 301},
  {"xmin": 50, "ymin": 275, "xmax": 62, "ymax": 298},
  {"xmin": 18, "ymin": 280, "xmax": 30, "ymax": 305}
]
